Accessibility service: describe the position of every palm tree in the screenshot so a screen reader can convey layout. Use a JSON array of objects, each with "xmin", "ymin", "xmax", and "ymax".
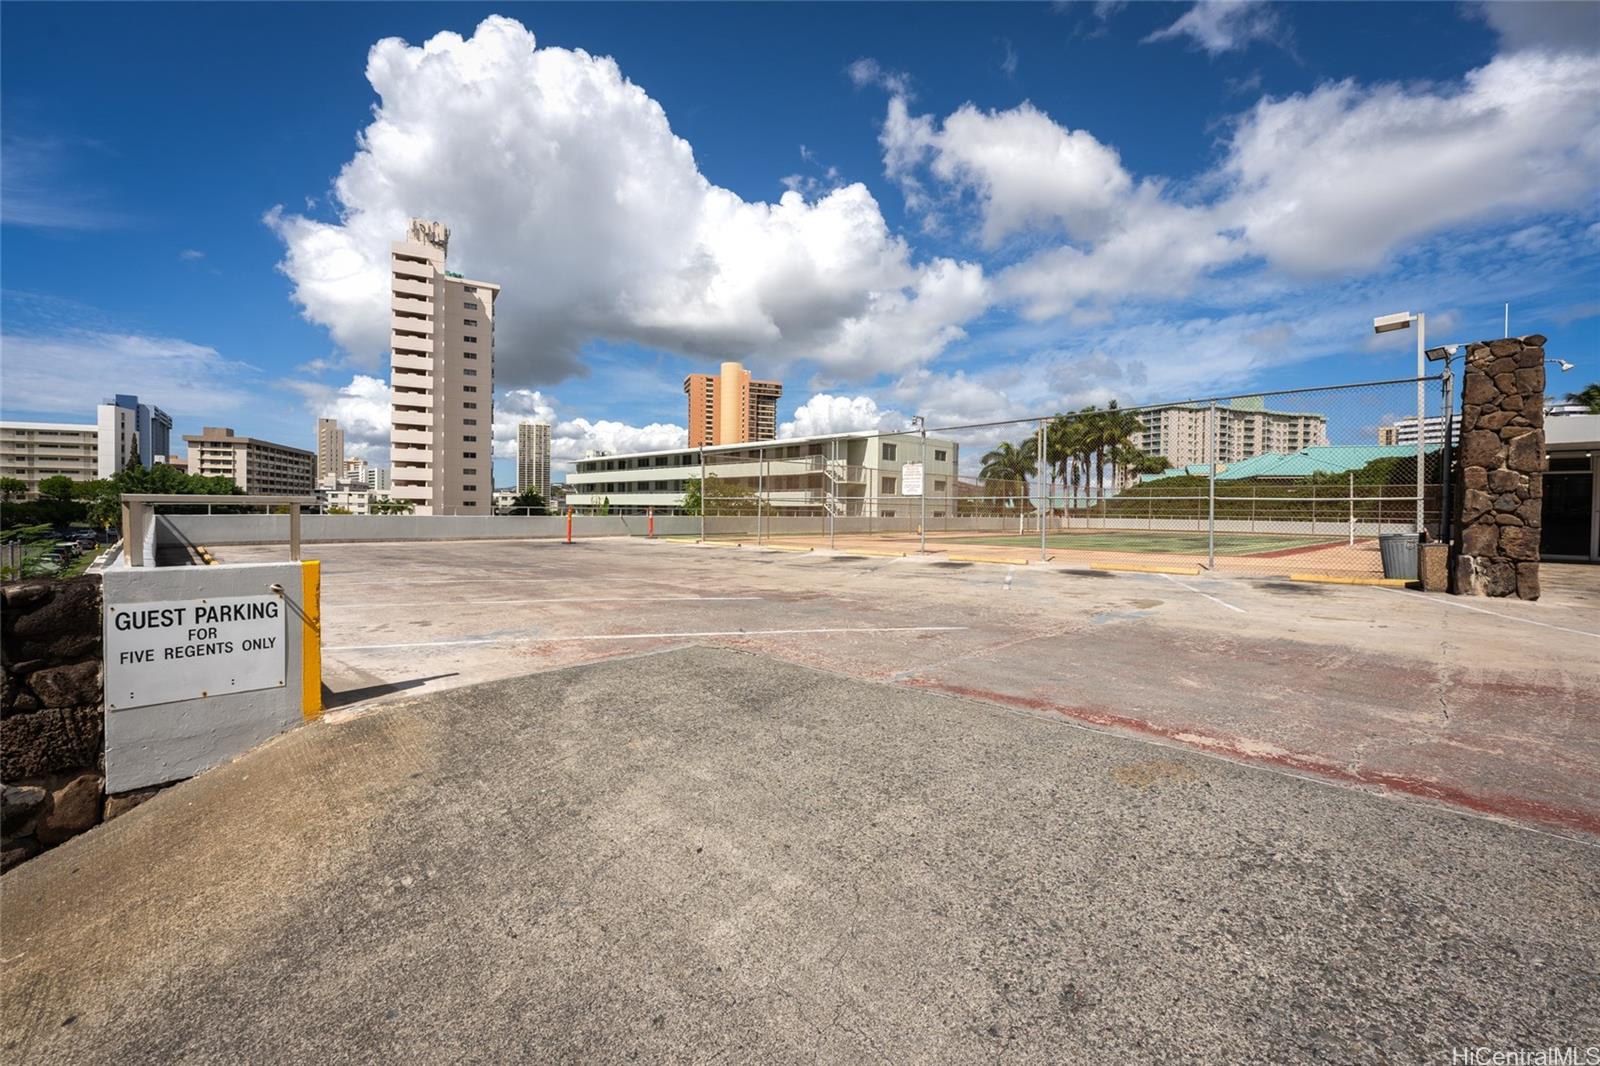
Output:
[
  {"xmin": 980, "ymin": 441, "xmax": 1034, "ymax": 518},
  {"xmin": 1567, "ymin": 383, "xmax": 1600, "ymax": 413},
  {"xmin": 1099, "ymin": 402, "xmax": 1145, "ymax": 492}
]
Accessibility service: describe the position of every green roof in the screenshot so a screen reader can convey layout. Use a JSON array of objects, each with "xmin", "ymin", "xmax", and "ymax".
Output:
[{"xmin": 1142, "ymin": 444, "xmax": 1440, "ymax": 482}]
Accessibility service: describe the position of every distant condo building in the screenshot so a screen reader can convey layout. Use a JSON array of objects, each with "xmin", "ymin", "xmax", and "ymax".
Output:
[
  {"xmin": 316, "ymin": 418, "xmax": 346, "ymax": 482},
  {"xmin": 389, "ymin": 218, "xmax": 500, "ymax": 515},
  {"xmin": 517, "ymin": 421, "xmax": 552, "ymax": 497},
  {"xmin": 684, "ymin": 361, "xmax": 782, "ymax": 446},
  {"xmin": 343, "ymin": 456, "xmax": 391, "ymax": 492},
  {"xmin": 0, "ymin": 422, "xmax": 100, "ymax": 493},
  {"xmin": 1378, "ymin": 415, "xmax": 1459, "ymax": 447},
  {"xmin": 1, "ymin": 393, "xmax": 170, "ymax": 495},
  {"xmin": 184, "ymin": 426, "xmax": 315, "ymax": 495},
  {"xmin": 97, "ymin": 394, "xmax": 172, "ymax": 477},
  {"xmin": 1133, "ymin": 400, "xmax": 1328, "ymax": 468}
]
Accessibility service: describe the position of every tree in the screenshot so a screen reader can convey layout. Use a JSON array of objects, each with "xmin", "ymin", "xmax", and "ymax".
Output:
[
  {"xmin": 326, "ymin": 506, "xmax": 353, "ymax": 515},
  {"xmin": 1099, "ymin": 402, "xmax": 1145, "ymax": 491},
  {"xmin": 681, "ymin": 475, "xmax": 759, "ymax": 516},
  {"xmin": 598, "ymin": 496, "xmax": 612, "ymax": 516},
  {"xmin": 0, "ymin": 477, "xmax": 26, "ymax": 503},
  {"xmin": 370, "ymin": 497, "xmax": 415, "ymax": 515},
  {"xmin": 36, "ymin": 476, "xmax": 76, "ymax": 503},
  {"xmin": 509, "ymin": 489, "xmax": 547, "ymax": 515},
  {"xmin": 979, "ymin": 442, "xmax": 1034, "ymax": 511},
  {"xmin": 1567, "ymin": 383, "xmax": 1600, "ymax": 413}
]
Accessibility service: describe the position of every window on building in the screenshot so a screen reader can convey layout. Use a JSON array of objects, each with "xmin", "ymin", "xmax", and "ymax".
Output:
[
  {"xmin": 934, "ymin": 449, "xmax": 947, "ymax": 461},
  {"xmin": 464, "ymin": 418, "xmax": 477, "ymax": 426},
  {"xmin": 464, "ymin": 368, "xmax": 477, "ymax": 376},
  {"xmin": 464, "ymin": 336, "xmax": 478, "ymax": 343},
  {"xmin": 881, "ymin": 443, "xmax": 897, "ymax": 461},
  {"xmin": 464, "ymin": 302, "xmax": 479, "ymax": 310},
  {"xmin": 464, "ymin": 485, "xmax": 477, "ymax": 492},
  {"xmin": 464, "ymin": 468, "xmax": 477, "ymax": 475},
  {"xmin": 463, "ymin": 452, "xmax": 477, "ymax": 459},
  {"xmin": 882, "ymin": 510, "xmax": 896, "ymax": 518},
  {"xmin": 882, "ymin": 476, "xmax": 896, "ymax": 495},
  {"xmin": 463, "ymin": 351, "xmax": 477, "ymax": 359},
  {"xmin": 464, "ymin": 435, "xmax": 477, "ymax": 442},
  {"xmin": 934, "ymin": 479, "xmax": 947, "ymax": 491},
  {"xmin": 464, "ymin": 402, "xmax": 477, "ymax": 409}
]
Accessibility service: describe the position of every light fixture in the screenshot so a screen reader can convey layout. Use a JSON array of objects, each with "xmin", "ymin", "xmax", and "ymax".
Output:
[
  {"xmin": 1373, "ymin": 312, "xmax": 1414, "ymax": 333},
  {"xmin": 1549, "ymin": 358, "xmax": 1576, "ymax": 372},
  {"xmin": 1424, "ymin": 344, "xmax": 1460, "ymax": 362}
]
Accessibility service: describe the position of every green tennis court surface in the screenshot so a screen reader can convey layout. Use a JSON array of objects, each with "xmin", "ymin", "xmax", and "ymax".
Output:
[{"xmin": 944, "ymin": 530, "xmax": 1347, "ymax": 556}]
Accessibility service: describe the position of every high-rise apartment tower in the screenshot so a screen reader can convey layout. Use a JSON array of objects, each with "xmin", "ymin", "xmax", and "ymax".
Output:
[
  {"xmin": 316, "ymin": 418, "xmax": 346, "ymax": 483},
  {"xmin": 683, "ymin": 361, "xmax": 782, "ymax": 446},
  {"xmin": 389, "ymin": 219, "xmax": 500, "ymax": 514},
  {"xmin": 517, "ymin": 421, "xmax": 552, "ymax": 498}
]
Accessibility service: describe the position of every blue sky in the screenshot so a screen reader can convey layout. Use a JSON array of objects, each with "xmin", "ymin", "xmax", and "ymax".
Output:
[{"xmin": 3, "ymin": 1, "xmax": 1597, "ymax": 483}]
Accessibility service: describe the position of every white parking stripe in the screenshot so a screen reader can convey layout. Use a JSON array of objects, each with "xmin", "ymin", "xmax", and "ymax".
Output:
[
  {"xmin": 1374, "ymin": 586, "xmax": 1599, "ymax": 639},
  {"xmin": 1158, "ymin": 572, "xmax": 1246, "ymax": 613},
  {"xmin": 327, "ymin": 625, "xmax": 969, "ymax": 652}
]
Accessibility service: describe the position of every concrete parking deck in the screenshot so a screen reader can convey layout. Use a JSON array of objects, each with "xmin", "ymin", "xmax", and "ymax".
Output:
[
  {"xmin": 225, "ymin": 537, "xmax": 1600, "ymax": 839},
  {"xmin": 3, "ymin": 648, "xmax": 1596, "ymax": 1063}
]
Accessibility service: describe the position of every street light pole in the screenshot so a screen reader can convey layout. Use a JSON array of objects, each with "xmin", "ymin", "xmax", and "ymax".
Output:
[{"xmin": 1414, "ymin": 313, "xmax": 1426, "ymax": 534}]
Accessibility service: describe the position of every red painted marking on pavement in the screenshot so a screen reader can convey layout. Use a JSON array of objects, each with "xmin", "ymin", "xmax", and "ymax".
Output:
[{"xmin": 901, "ymin": 678, "xmax": 1600, "ymax": 838}]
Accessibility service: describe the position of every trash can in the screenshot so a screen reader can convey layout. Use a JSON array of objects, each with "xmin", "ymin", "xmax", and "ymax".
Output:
[{"xmin": 1378, "ymin": 532, "xmax": 1421, "ymax": 580}]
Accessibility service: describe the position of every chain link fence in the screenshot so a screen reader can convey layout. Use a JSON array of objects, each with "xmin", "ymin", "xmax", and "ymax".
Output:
[{"xmin": 566, "ymin": 375, "xmax": 1450, "ymax": 577}]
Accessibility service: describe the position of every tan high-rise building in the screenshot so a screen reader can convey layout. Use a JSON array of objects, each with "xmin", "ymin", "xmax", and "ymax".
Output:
[
  {"xmin": 389, "ymin": 218, "xmax": 500, "ymax": 515},
  {"xmin": 517, "ymin": 421, "xmax": 552, "ymax": 497},
  {"xmin": 316, "ymin": 418, "xmax": 345, "ymax": 483},
  {"xmin": 683, "ymin": 361, "xmax": 782, "ymax": 446},
  {"xmin": 183, "ymin": 427, "xmax": 315, "ymax": 495}
]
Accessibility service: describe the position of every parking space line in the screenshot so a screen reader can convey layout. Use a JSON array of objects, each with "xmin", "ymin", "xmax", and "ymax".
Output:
[
  {"xmin": 1158, "ymin": 572, "xmax": 1245, "ymax": 613},
  {"xmin": 327, "ymin": 624, "xmax": 969, "ymax": 652},
  {"xmin": 1374, "ymin": 586, "xmax": 1599, "ymax": 639},
  {"xmin": 327, "ymin": 595, "xmax": 765, "ymax": 609}
]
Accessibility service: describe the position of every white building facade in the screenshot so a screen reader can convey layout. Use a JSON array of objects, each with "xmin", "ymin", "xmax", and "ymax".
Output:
[
  {"xmin": 0, "ymin": 422, "xmax": 100, "ymax": 493},
  {"xmin": 565, "ymin": 430, "xmax": 960, "ymax": 516}
]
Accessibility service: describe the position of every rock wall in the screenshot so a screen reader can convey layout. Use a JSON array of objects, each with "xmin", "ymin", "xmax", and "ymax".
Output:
[
  {"xmin": 1451, "ymin": 336, "xmax": 1546, "ymax": 599},
  {"xmin": 2, "ymin": 576, "xmax": 107, "ymax": 870}
]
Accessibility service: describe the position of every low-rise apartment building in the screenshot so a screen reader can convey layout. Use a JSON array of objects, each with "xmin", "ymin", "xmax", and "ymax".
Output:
[
  {"xmin": 0, "ymin": 421, "xmax": 100, "ymax": 492},
  {"xmin": 565, "ymin": 430, "xmax": 960, "ymax": 516},
  {"xmin": 183, "ymin": 427, "xmax": 315, "ymax": 495}
]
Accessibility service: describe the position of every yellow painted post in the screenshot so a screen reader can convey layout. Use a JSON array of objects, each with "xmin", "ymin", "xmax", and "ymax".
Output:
[{"xmin": 300, "ymin": 559, "xmax": 322, "ymax": 720}]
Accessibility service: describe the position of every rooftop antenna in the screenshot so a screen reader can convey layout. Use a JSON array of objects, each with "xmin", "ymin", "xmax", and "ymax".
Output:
[{"xmin": 1504, "ymin": 302, "xmax": 1509, "ymax": 338}]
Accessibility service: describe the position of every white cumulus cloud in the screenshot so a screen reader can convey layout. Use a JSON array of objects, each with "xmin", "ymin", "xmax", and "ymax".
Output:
[
  {"xmin": 779, "ymin": 393, "xmax": 906, "ymax": 438},
  {"xmin": 268, "ymin": 16, "xmax": 985, "ymax": 387}
]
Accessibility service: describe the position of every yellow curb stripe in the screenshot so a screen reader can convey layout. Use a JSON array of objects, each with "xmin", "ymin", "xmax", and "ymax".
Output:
[
  {"xmin": 844, "ymin": 549, "xmax": 908, "ymax": 558},
  {"xmin": 1289, "ymin": 573, "xmax": 1410, "ymax": 587},
  {"xmin": 947, "ymin": 555, "xmax": 1030, "ymax": 566},
  {"xmin": 757, "ymin": 544, "xmax": 814, "ymax": 553},
  {"xmin": 1090, "ymin": 563, "xmax": 1202, "ymax": 576},
  {"xmin": 300, "ymin": 559, "xmax": 322, "ymax": 721}
]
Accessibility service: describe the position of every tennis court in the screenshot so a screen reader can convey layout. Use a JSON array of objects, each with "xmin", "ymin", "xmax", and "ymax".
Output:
[{"xmin": 945, "ymin": 529, "xmax": 1355, "ymax": 558}]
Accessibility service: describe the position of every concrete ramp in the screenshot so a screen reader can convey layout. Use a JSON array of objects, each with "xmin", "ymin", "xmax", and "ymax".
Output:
[{"xmin": 2, "ymin": 648, "xmax": 1594, "ymax": 1063}]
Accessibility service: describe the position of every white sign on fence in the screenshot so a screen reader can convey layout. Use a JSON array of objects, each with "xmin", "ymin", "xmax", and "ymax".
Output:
[
  {"xmin": 901, "ymin": 462, "xmax": 924, "ymax": 497},
  {"xmin": 104, "ymin": 594, "xmax": 287, "ymax": 711}
]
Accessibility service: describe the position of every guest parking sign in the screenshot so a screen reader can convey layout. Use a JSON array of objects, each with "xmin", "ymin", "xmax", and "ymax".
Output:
[{"xmin": 104, "ymin": 595, "xmax": 287, "ymax": 710}]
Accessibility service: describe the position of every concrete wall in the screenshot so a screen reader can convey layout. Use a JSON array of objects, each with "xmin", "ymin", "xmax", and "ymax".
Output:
[
  {"xmin": 1451, "ymin": 336, "xmax": 1546, "ymax": 599},
  {"xmin": 100, "ymin": 560, "xmax": 313, "ymax": 792}
]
